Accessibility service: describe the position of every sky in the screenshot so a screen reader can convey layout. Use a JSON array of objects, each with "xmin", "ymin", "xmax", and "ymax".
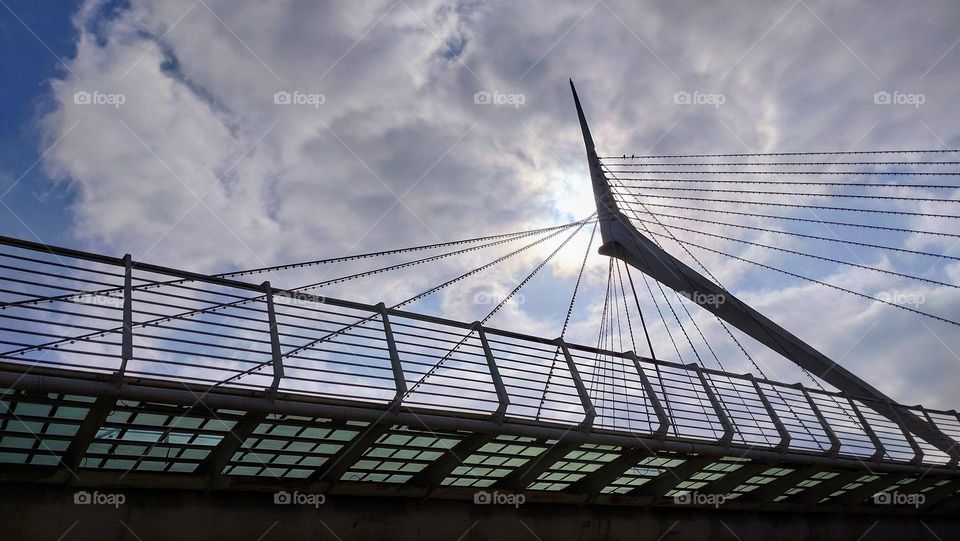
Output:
[{"xmin": 1, "ymin": 0, "xmax": 959, "ymax": 411}]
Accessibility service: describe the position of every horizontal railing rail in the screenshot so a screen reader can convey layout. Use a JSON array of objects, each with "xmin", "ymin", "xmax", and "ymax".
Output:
[{"xmin": 0, "ymin": 233, "xmax": 958, "ymax": 468}]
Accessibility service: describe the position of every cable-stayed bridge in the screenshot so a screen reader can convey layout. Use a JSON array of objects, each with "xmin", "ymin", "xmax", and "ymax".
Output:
[{"xmin": 1, "ymin": 83, "xmax": 959, "ymax": 539}]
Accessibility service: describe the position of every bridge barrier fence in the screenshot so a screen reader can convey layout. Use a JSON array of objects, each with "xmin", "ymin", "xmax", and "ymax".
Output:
[{"xmin": 0, "ymin": 234, "xmax": 957, "ymax": 467}]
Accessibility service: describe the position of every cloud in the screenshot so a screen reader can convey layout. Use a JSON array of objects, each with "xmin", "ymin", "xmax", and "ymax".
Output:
[{"xmin": 33, "ymin": 0, "xmax": 960, "ymax": 412}]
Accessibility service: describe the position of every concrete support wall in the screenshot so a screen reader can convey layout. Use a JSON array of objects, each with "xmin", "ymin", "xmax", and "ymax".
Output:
[{"xmin": 0, "ymin": 484, "xmax": 957, "ymax": 540}]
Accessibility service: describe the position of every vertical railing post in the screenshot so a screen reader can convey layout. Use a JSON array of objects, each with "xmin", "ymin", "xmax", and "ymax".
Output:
[
  {"xmin": 473, "ymin": 323, "xmax": 509, "ymax": 422},
  {"xmin": 263, "ymin": 282, "xmax": 283, "ymax": 399},
  {"xmin": 883, "ymin": 401, "xmax": 925, "ymax": 465},
  {"xmin": 379, "ymin": 303, "xmax": 407, "ymax": 409},
  {"xmin": 748, "ymin": 374, "xmax": 790, "ymax": 451},
  {"xmin": 118, "ymin": 254, "xmax": 133, "ymax": 382},
  {"xmin": 848, "ymin": 397, "xmax": 884, "ymax": 462},
  {"xmin": 954, "ymin": 410, "xmax": 960, "ymax": 469},
  {"xmin": 555, "ymin": 339, "xmax": 594, "ymax": 431},
  {"xmin": 626, "ymin": 351, "xmax": 669, "ymax": 439},
  {"xmin": 689, "ymin": 364, "xmax": 734, "ymax": 446},
  {"xmin": 918, "ymin": 407, "xmax": 956, "ymax": 468},
  {"xmin": 797, "ymin": 385, "xmax": 840, "ymax": 457}
]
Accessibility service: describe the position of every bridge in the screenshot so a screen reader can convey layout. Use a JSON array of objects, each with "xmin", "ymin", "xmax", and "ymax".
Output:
[{"xmin": 1, "ymin": 83, "xmax": 959, "ymax": 539}]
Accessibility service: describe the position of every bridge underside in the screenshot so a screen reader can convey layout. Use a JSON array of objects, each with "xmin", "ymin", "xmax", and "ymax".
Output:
[
  {"xmin": 1, "ymin": 234, "xmax": 960, "ymax": 539},
  {"xmin": 3, "ymin": 483, "xmax": 959, "ymax": 541},
  {"xmin": 2, "ymin": 361, "xmax": 958, "ymax": 522}
]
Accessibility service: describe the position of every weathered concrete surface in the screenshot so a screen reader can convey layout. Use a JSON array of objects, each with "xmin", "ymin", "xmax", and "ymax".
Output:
[{"xmin": 0, "ymin": 484, "xmax": 957, "ymax": 540}]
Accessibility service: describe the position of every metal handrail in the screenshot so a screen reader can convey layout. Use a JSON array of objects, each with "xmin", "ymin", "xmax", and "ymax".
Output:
[{"xmin": 0, "ymin": 233, "xmax": 958, "ymax": 468}]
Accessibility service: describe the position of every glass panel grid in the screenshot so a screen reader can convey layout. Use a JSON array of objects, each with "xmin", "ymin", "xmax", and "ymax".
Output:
[
  {"xmin": 0, "ymin": 390, "xmax": 88, "ymax": 466},
  {"xmin": 225, "ymin": 415, "xmax": 351, "ymax": 479},
  {"xmin": 601, "ymin": 455, "xmax": 687, "ymax": 495},
  {"xmin": 442, "ymin": 435, "xmax": 546, "ymax": 488},
  {"xmin": 81, "ymin": 401, "xmax": 237, "ymax": 473},
  {"xmin": 528, "ymin": 444, "xmax": 620, "ymax": 492},
  {"xmin": 341, "ymin": 426, "xmax": 461, "ymax": 484},
  {"xmin": 724, "ymin": 467, "xmax": 793, "ymax": 500}
]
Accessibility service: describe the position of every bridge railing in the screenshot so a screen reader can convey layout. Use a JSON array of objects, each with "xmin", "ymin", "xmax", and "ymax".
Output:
[{"xmin": 0, "ymin": 235, "xmax": 957, "ymax": 467}]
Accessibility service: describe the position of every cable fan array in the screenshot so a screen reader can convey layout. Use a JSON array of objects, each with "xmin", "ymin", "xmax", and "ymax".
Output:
[
  {"xmin": 2, "ymin": 148, "xmax": 958, "ymax": 442},
  {"xmin": 595, "ymin": 149, "xmax": 959, "ymax": 385}
]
